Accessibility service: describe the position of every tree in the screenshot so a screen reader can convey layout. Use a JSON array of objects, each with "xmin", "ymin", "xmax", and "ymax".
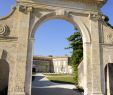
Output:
[
  {"xmin": 66, "ymin": 30, "xmax": 83, "ymax": 84},
  {"xmin": 103, "ymin": 15, "xmax": 113, "ymax": 29}
]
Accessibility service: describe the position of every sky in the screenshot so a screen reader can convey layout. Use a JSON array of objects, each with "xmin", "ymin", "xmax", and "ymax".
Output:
[{"xmin": 0, "ymin": 0, "xmax": 113, "ymax": 56}]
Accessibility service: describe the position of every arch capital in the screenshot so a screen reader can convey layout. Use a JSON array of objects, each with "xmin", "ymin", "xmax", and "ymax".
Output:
[
  {"xmin": 89, "ymin": 13, "xmax": 106, "ymax": 21},
  {"xmin": 18, "ymin": 4, "xmax": 33, "ymax": 13}
]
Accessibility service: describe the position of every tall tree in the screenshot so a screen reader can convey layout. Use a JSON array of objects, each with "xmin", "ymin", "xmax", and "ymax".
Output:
[{"xmin": 66, "ymin": 30, "xmax": 83, "ymax": 84}]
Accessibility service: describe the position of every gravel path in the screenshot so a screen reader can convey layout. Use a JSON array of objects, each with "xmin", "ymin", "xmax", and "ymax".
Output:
[{"xmin": 32, "ymin": 73, "xmax": 83, "ymax": 95}]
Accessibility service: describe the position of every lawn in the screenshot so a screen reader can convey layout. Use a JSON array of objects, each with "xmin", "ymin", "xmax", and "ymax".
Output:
[{"xmin": 44, "ymin": 73, "xmax": 75, "ymax": 84}]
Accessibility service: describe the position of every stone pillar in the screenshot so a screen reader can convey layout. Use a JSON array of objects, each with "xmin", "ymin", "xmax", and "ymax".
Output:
[
  {"xmin": 90, "ymin": 14, "xmax": 104, "ymax": 95},
  {"xmin": 10, "ymin": 5, "xmax": 31, "ymax": 95},
  {"xmin": 83, "ymin": 43, "xmax": 92, "ymax": 95},
  {"xmin": 25, "ymin": 38, "xmax": 34, "ymax": 95},
  {"xmin": 7, "ymin": 51, "xmax": 18, "ymax": 95}
]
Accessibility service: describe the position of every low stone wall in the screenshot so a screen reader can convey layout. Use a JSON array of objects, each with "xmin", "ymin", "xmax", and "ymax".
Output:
[{"xmin": 78, "ymin": 61, "xmax": 84, "ymax": 88}]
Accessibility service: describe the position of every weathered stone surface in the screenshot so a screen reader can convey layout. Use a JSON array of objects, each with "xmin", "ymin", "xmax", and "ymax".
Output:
[
  {"xmin": 78, "ymin": 61, "xmax": 84, "ymax": 88},
  {"xmin": 0, "ymin": 0, "xmax": 113, "ymax": 95},
  {"xmin": 17, "ymin": 0, "xmax": 107, "ymax": 4},
  {"xmin": 16, "ymin": 0, "xmax": 107, "ymax": 11}
]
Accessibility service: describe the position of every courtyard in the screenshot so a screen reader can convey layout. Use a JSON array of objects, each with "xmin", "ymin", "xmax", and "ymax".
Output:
[{"xmin": 32, "ymin": 73, "xmax": 82, "ymax": 95}]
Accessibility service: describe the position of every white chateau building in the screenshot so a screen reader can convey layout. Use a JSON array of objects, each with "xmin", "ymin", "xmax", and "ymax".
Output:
[{"xmin": 33, "ymin": 56, "xmax": 72, "ymax": 74}]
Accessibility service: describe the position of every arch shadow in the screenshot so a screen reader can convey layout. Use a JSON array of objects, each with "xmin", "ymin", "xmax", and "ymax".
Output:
[
  {"xmin": 105, "ymin": 63, "xmax": 113, "ymax": 95},
  {"xmin": 0, "ymin": 50, "xmax": 9, "ymax": 95}
]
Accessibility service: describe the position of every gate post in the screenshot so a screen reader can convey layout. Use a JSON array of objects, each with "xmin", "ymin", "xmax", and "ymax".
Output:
[
  {"xmin": 90, "ymin": 13, "xmax": 104, "ymax": 95},
  {"xmin": 11, "ymin": 5, "xmax": 32, "ymax": 95},
  {"xmin": 83, "ymin": 43, "xmax": 92, "ymax": 95},
  {"xmin": 25, "ymin": 38, "xmax": 34, "ymax": 95}
]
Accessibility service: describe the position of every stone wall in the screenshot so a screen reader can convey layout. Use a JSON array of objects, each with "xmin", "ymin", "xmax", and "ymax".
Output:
[
  {"xmin": 33, "ymin": 57, "xmax": 52, "ymax": 73},
  {"xmin": 78, "ymin": 61, "xmax": 84, "ymax": 88}
]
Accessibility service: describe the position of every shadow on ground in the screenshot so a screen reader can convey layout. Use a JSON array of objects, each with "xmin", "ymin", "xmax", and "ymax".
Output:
[
  {"xmin": 32, "ymin": 74, "xmax": 83, "ymax": 95},
  {"xmin": 32, "ymin": 76, "xmax": 57, "ymax": 87},
  {"xmin": 32, "ymin": 88, "xmax": 83, "ymax": 95}
]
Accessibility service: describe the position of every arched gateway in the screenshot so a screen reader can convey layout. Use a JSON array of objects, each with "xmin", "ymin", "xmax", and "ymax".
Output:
[{"xmin": 0, "ymin": 0, "xmax": 113, "ymax": 95}]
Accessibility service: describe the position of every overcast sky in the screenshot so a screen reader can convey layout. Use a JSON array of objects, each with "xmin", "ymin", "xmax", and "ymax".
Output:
[{"xmin": 0, "ymin": 0, "xmax": 113, "ymax": 56}]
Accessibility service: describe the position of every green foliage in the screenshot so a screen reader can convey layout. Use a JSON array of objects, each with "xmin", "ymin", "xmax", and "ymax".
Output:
[
  {"xmin": 66, "ymin": 31, "xmax": 83, "ymax": 85},
  {"xmin": 45, "ymin": 74, "xmax": 75, "ymax": 84},
  {"xmin": 103, "ymin": 15, "xmax": 113, "ymax": 29}
]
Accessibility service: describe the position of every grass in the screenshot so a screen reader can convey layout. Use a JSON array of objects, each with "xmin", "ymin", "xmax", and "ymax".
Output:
[{"xmin": 44, "ymin": 73, "xmax": 75, "ymax": 84}]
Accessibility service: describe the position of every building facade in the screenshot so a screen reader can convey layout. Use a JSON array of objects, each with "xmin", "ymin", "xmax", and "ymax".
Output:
[{"xmin": 33, "ymin": 56, "xmax": 72, "ymax": 74}]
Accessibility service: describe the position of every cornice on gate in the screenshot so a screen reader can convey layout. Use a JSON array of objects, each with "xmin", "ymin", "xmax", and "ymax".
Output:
[
  {"xmin": 16, "ymin": 0, "xmax": 107, "ymax": 4},
  {"xmin": 16, "ymin": 0, "xmax": 107, "ymax": 11}
]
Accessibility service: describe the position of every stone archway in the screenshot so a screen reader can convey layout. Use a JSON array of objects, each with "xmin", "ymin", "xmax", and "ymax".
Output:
[
  {"xmin": 28, "ymin": 8, "xmax": 91, "ymax": 95},
  {"xmin": 0, "ymin": 0, "xmax": 113, "ymax": 95}
]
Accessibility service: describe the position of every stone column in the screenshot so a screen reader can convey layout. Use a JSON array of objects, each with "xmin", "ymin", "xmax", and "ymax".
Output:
[
  {"xmin": 90, "ymin": 14, "xmax": 104, "ymax": 95},
  {"xmin": 7, "ymin": 49, "xmax": 18, "ymax": 95},
  {"xmin": 83, "ymin": 42, "xmax": 92, "ymax": 95},
  {"xmin": 25, "ymin": 38, "xmax": 34, "ymax": 95},
  {"xmin": 11, "ymin": 5, "xmax": 32, "ymax": 95}
]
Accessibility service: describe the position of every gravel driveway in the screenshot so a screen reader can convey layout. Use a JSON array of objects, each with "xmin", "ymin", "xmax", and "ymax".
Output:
[{"xmin": 32, "ymin": 73, "xmax": 83, "ymax": 95}]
